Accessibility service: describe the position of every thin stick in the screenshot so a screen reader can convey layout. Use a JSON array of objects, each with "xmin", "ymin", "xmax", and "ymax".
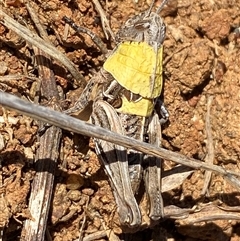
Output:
[
  {"xmin": 201, "ymin": 96, "xmax": 214, "ymax": 195},
  {"xmin": 78, "ymin": 197, "xmax": 89, "ymax": 241},
  {"xmin": 0, "ymin": 156, "xmax": 3, "ymax": 241},
  {"xmin": 25, "ymin": 2, "xmax": 50, "ymax": 42},
  {"xmin": 0, "ymin": 74, "xmax": 39, "ymax": 82},
  {"xmin": 77, "ymin": 230, "xmax": 107, "ymax": 241},
  {"xmin": 63, "ymin": 16, "xmax": 108, "ymax": 55},
  {"xmin": 92, "ymin": 0, "xmax": 115, "ymax": 40},
  {"xmin": 21, "ymin": 4, "xmax": 62, "ymax": 240},
  {"xmin": 22, "ymin": 53, "xmax": 62, "ymax": 240},
  {"xmin": 0, "ymin": 9, "xmax": 86, "ymax": 85},
  {"xmin": 1, "ymin": 92, "xmax": 240, "ymax": 190}
]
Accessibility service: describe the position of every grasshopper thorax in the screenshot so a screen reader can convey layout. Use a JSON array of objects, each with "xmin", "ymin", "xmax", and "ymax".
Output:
[{"xmin": 103, "ymin": 0, "xmax": 168, "ymax": 116}]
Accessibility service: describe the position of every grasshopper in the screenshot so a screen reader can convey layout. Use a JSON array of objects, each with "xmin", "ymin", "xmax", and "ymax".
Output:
[{"xmin": 63, "ymin": 0, "xmax": 169, "ymax": 227}]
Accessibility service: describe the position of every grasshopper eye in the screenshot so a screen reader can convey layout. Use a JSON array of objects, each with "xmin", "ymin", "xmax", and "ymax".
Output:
[{"xmin": 135, "ymin": 22, "xmax": 151, "ymax": 30}]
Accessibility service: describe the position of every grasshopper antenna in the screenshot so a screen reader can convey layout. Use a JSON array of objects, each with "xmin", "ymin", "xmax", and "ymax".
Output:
[
  {"xmin": 146, "ymin": 0, "xmax": 156, "ymax": 16},
  {"xmin": 156, "ymin": 0, "xmax": 169, "ymax": 14}
]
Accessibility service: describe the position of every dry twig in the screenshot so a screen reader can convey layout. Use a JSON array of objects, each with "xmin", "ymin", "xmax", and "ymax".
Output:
[
  {"xmin": 178, "ymin": 203, "xmax": 240, "ymax": 225},
  {"xmin": 78, "ymin": 197, "xmax": 90, "ymax": 241},
  {"xmin": 1, "ymin": 92, "xmax": 240, "ymax": 191},
  {"xmin": 0, "ymin": 9, "xmax": 86, "ymax": 86},
  {"xmin": 201, "ymin": 96, "xmax": 215, "ymax": 195},
  {"xmin": 0, "ymin": 134, "xmax": 9, "ymax": 241},
  {"xmin": 0, "ymin": 74, "xmax": 39, "ymax": 83},
  {"xmin": 92, "ymin": 0, "xmax": 115, "ymax": 40},
  {"xmin": 21, "ymin": 3, "xmax": 62, "ymax": 240},
  {"xmin": 0, "ymin": 156, "xmax": 4, "ymax": 241}
]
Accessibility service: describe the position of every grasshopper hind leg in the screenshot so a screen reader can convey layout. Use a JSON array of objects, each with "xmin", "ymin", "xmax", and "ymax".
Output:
[
  {"xmin": 143, "ymin": 112, "xmax": 164, "ymax": 220},
  {"xmin": 91, "ymin": 100, "xmax": 142, "ymax": 227}
]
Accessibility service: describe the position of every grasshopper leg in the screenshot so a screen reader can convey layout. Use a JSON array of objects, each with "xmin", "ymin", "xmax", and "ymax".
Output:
[
  {"xmin": 91, "ymin": 100, "xmax": 142, "ymax": 227},
  {"xmin": 144, "ymin": 112, "xmax": 164, "ymax": 220}
]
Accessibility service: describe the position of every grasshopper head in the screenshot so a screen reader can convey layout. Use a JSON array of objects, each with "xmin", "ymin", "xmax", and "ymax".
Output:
[{"xmin": 116, "ymin": 0, "xmax": 168, "ymax": 48}]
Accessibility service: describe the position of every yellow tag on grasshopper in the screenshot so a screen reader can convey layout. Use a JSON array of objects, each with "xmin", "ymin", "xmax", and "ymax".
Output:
[
  {"xmin": 117, "ymin": 95, "xmax": 154, "ymax": 117},
  {"xmin": 103, "ymin": 41, "xmax": 163, "ymax": 99}
]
